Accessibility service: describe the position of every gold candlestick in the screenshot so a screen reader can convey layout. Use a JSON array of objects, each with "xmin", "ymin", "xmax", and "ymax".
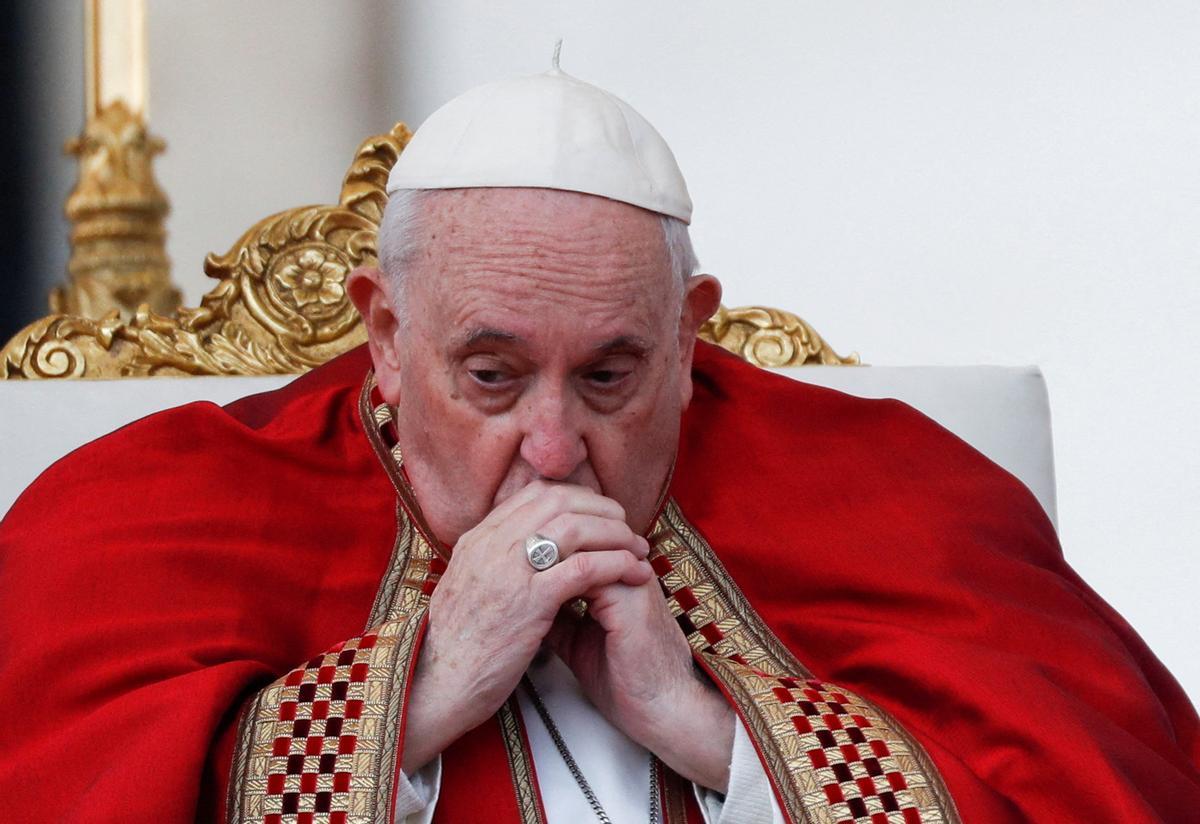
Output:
[
  {"xmin": 52, "ymin": 0, "xmax": 180, "ymax": 320},
  {"xmin": 87, "ymin": 0, "xmax": 148, "ymax": 119}
]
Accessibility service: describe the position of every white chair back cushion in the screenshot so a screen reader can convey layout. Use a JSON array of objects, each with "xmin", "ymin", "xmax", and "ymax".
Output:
[{"xmin": 0, "ymin": 366, "xmax": 1056, "ymax": 527}]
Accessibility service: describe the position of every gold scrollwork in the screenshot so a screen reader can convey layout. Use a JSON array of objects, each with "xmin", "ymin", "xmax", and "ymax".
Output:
[{"xmin": 700, "ymin": 304, "xmax": 859, "ymax": 367}]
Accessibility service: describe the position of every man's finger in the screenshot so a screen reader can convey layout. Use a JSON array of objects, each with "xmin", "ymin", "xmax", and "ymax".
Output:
[
  {"xmin": 534, "ymin": 550, "xmax": 653, "ymax": 605},
  {"xmin": 502, "ymin": 484, "xmax": 626, "ymax": 541},
  {"xmin": 537, "ymin": 513, "xmax": 649, "ymax": 561},
  {"xmin": 453, "ymin": 483, "xmax": 621, "ymax": 564},
  {"xmin": 480, "ymin": 478, "xmax": 563, "ymax": 523}
]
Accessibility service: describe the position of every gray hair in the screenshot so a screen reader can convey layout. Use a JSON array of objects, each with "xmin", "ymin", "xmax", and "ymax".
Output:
[{"xmin": 378, "ymin": 189, "xmax": 699, "ymax": 327}]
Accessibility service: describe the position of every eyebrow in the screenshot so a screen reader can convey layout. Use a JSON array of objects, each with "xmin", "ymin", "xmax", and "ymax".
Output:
[
  {"xmin": 459, "ymin": 328, "xmax": 522, "ymax": 348},
  {"xmin": 453, "ymin": 328, "xmax": 653, "ymax": 356},
  {"xmin": 593, "ymin": 335, "xmax": 653, "ymax": 356}
]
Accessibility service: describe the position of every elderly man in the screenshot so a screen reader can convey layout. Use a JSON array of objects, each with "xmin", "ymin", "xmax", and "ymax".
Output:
[{"xmin": 2, "ymin": 65, "xmax": 1199, "ymax": 823}]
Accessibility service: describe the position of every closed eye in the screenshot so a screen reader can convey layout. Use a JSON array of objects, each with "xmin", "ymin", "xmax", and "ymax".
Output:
[
  {"xmin": 585, "ymin": 369, "xmax": 625, "ymax": 385},
  {"xmin": 470, "ymin": 368, "xmax": 510, "ymax": 385}
]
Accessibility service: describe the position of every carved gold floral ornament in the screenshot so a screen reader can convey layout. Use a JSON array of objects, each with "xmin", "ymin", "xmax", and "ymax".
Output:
[
  {"xmin": 273, "ymin": 247, "xmax": 348, "ymax": 312},
  {"xmin": 0, "ymin": 122, "xmax": 856, "ymax": 379}
]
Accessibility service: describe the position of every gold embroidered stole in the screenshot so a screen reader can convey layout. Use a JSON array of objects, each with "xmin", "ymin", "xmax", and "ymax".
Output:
[{"xmin": 228, "ymin": 378, "xmax": 960, "ymax": 824}]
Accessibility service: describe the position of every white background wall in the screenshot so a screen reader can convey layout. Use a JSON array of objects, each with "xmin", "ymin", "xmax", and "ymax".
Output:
[{"xmin": 21, "ymin": 3, "xmax": 1199, "ymax": 700}]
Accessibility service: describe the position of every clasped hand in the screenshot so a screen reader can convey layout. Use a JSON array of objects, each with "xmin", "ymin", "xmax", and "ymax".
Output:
[{"xmin": 401, "ymin": 481, "xmax": 733, "ymax": 792}]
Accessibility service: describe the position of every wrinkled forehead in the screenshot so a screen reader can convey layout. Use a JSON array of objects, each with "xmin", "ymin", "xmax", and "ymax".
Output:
[{"xmin": 408, "ymin": 188, "xmax": 677, "ymax": 336}]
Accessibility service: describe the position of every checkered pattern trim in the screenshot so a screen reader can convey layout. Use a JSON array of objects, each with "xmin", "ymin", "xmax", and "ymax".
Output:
[
  {"xmin": 231, "ymin": 616, "xmax": 429, "ymax": 824},
  {"xmin": 768, "ymin": 671, "xmax": 930, "ymax": 824},
  {"xmin": 232, "ymin": 627, "xmax": 390, "ymax": 823},
  {"xmin": 259, "ymin": 634, "xmax": 376, "ymax": 824},
  {"xmin": 651, "ymin": 503, "xmax": 959, "ymax": 824},
  {"xmin": 231, "ymin": 619, "xmax": 425, "ymax": 824}
]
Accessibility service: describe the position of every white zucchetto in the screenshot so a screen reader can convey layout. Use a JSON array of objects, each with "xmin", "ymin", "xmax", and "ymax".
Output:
[{"xmin": 385, "ymin": 59, "xmax": 693, "ymax": 224}]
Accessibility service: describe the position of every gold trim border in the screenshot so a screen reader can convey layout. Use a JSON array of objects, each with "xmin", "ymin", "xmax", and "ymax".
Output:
[{"xmin": 498, "ymin": 699, "xmax": 550, "ymax": 824}]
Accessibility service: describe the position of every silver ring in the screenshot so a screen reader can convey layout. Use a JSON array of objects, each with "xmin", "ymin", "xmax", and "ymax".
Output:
[{"xmin": 525, "ymin": 534, "xmax": 560, "ymax": 571}]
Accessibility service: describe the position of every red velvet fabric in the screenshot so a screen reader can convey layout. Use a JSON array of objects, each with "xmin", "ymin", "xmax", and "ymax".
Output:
[{"xmin": 0, "ymin": 342, "xmax": 1196, "ymax": 821}]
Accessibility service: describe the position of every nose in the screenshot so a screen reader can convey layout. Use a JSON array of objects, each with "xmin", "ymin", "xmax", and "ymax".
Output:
[{"xmin": 518, "ymin": 385, "xmax": 587, "ymax": 481}]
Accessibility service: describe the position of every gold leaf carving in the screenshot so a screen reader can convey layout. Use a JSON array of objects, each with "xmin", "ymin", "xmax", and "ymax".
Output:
[{"xmin": 699, "ymin": 305, "xmax": 859, "ymax": 367}]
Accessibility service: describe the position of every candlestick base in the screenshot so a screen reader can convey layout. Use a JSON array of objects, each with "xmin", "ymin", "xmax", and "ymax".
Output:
[{"xmin": 53, "ymin": 99, "xmax": 181, "ymax": 321}]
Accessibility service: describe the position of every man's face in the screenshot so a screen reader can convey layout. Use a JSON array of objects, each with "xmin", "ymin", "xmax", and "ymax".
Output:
[{"xmin": 363, "ymin": 188, "xmax": 712, "ymax": 545}]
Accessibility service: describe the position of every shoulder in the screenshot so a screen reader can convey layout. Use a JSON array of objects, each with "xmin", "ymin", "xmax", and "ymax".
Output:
[
  {"xmin": 678, "ymin": 341, "xmax": 1059, "ymax": 566},
  {"xmin": 6, "ymin": 345, "xmax": 377, "ymax": 515},
  {"xmin": 0, "ymin": 345, "xmax": 391, "ymax": 608},
  {"xmin": 682, "ymin": 341, "xmax": 1037, "ymax": 502}
]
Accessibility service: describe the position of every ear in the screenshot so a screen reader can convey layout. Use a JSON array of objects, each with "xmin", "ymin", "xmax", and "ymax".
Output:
[
  {"xmin": 676, "ymin": 274, "xmax": 723, "ymax": 410},
  {"xmin": 348, "ymin": 265, "xmax": 404, "ymax": 402}
]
